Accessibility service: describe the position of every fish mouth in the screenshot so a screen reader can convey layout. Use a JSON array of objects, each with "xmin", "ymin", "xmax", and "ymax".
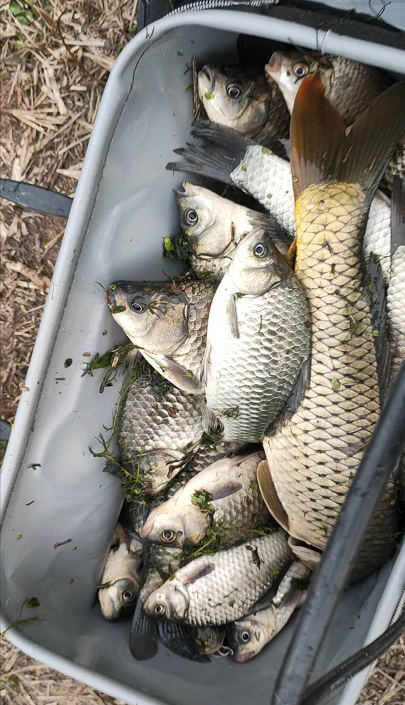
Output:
[
  {"xmin": 199, "ymin": 65, "xmax": 214, "ymax": 86},
  {"xmin": 266, "ymin": 51, "xmax": 283, "ymax": 74},
  {"xmin": 233, "ymin": 650, "xmax": 255, "ymax": 663},
  {"xmin": 105, "ymin": 287, "xmax": 116, "ymax": 306}
]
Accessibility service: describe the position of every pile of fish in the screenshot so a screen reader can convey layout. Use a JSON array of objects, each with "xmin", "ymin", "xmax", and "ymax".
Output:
[{"xmin": 95, "ymin": 48, "xmax": 405, "ymax": 664}]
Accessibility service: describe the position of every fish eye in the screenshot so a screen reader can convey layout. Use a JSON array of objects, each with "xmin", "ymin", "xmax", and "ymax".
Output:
[
  {"xmin": 226, "ymin": 83, "xmax": 243, "ymax": 99},
  {"xmin": 184, "ymin": 208, "xmax": 198, "ymax": 225},
  {"xmin": 293, "ymin": 62, "xmax": 308, "ymax": 78},
  {"xmin": 253, "ymin": 242, "xmax": 268, "ymax": 258},
  {"xmin": 240, "ymin": 629, "xmax": 251, "ymax": 643},
  {"xmin": 161, "ymin": 529, "xmax": 176, "ymax": 544},
  {"xmin": 154, "ymin": 603, "xmax": 166, "ymax": 616},
  {"xmin": 130, "ymin": 296, "xmax": 146, "ymax": 313},
  {"xmin": 122, "ymin": 590, "xmax": 135, "ymax": 603}
]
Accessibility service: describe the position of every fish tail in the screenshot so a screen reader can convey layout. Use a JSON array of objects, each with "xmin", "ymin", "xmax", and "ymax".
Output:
[
  {"xmin": 166, "ymin": 122, "xmax": 254, "ymax": 184},
  {"xmin": 391, "ymin": 176, "xmax": 405, "ymax": 257},
  {"xmin": 130, "ymin": 601, "xmax": 158, "ymax": 661},
  {"xmin": 290, "ymin": 75, "xmax": 405, "ymax": 203}
]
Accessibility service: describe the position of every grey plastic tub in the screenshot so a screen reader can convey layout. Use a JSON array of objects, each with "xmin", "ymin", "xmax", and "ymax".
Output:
[{"xmin": 1, "ymin": 10, "xmax": 405, "ymax": 705}]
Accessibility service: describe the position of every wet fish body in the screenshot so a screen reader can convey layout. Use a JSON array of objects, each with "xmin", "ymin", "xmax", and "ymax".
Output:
[
  {"xmin": 176, "ymin": 181, "xmax": 291, "ymax": 279},
  {"xmin": 140, "ymin": 450, "xmax": 270, "ymax": 547},
  {"xmin": 119, "ymin": 364, "xmax": 219, "ymax": 495},
  {"xmin": 260, "ymin": 76, "xmax": 405, "ymax": 579},
  {"xmin": 107, "ymin": 279, "xmax": 216, "ymax": 394},
  {"xmin": 198, "ymin": 64, "xmax": 290, "ymax": 148},
  {"xmin": 98, "ymin": 524, "xmax": 143, "ymax": 621},
  {"xmin": 203, "ymin": 228, "xmax": 310, "ymax": 444},
  {"xmin": 144, "ymin": 531, "xmax": 292, "ymax": 626}
]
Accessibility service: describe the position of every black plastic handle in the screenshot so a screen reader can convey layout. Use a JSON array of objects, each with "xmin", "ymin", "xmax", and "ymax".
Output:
[{"xmin": 0, "ymin": 179, "xmax": 72, "ymax": 219}]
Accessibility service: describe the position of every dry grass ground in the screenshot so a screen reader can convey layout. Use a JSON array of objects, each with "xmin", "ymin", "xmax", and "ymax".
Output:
[{"xmin": 0, "ymin": 1, "xmax": 403, "ymax": 703}]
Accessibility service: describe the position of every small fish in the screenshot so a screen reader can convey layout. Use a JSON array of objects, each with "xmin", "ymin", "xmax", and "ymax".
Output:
[
  {"xmin": 168, "ymin": 123, "xmax": 394, "ymax": 281},
  {"xmin": 119, "ymin": 364, "xmax": 226, "ymax": 496},
  {"xmin": 203, "ymin": 228, "xmax": 310, "ymax": 444},
  {"xmin": 198, "ymin": 64, "xmax": 290, "ymax": 148},
  {"xmin": 140, "ymin": 450, "xmax": 270, "ymax": 547},
  {"xmin": 175, "ymin": 181, "xmax": 291, "ymax": 279},
  {"xmin": 260, "ymin": 76, "xmax": 405, "ymax": 580},
  {"xmin": 143, "ymin": 531, "xmax": 292, "ymax": 626},
  {"xmin": 227, "ymin": 561, "xmax": 310, "ymax": 662},
  {"xmin": 98, "ymin": 524, "xmax": 143, "ymax": 621},
  {"xmin": 107, "ymin": 279, "xmax": 216, "ymax": 394},
  {"xmin": 265, "ymin": 49, "xmax": 403, "ymax": 189},
  {"xmin": 123, "ymin": 498, "xmax": 185, "ymax": 660}
]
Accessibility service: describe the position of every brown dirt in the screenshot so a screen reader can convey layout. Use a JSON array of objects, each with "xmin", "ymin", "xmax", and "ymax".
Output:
[{"xmin": 0, "ymin": 1, "xmax": 403, "ymax": 703}]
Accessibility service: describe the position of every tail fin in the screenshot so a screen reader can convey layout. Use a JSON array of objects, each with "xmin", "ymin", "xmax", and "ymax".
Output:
[
  {"xmin": 166, "ymin": 122, "xmax": 255, "ymax": 185},
  {"xmin": 158, "ymin": 620, "xmax": 210, "ymax": 663},
  {"xmin": 291, "ymin": 75, "xmax": 405, "ymax": 202},
  {"xmin": 391, "ymin": 176, "xmax": 405, "ymax": 257},
  {"xmin": 130, "ymin": 601, "xmax": 159, "ymax": 661}
]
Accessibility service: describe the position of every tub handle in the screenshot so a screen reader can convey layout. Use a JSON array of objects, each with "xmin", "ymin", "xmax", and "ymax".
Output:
[{"xmin": 0, "ymin": 179, "xmax": 72, "ymax": 219}]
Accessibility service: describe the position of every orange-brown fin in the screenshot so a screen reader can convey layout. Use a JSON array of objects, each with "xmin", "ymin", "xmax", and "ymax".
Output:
[{"xmin": 290, "ymin": 74, "xmax": 405, "ymax": 202}]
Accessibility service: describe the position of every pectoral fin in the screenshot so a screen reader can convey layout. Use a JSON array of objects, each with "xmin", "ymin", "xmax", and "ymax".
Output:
[
  {"xmin": 210, "ymin": 482, "xmax": 243, "ymax": 501},
  {"xmin": 143, "ymin": 352, "xmax": 200, "ymax": 395},
  {"xmin": 257, "ymin": 460, "xmax": 290, "ymax": 532},
  {"xmin": 288, "ymin": 537, "xmax": 322, "ymax": 572},
  {"xmin": 181, "ymin": 562, "xmax": 215, "ymax": 586},
  {"xmin": 227, "ymin": 294, "xmax": 239, "ymax": 338}
]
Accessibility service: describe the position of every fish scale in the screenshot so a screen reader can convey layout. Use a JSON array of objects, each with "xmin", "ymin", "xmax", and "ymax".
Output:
[
  {"xmin": 263, "ymin": 183, "xmax": 397, "ymax": 579},
  {"xmin": 166, "ymin": 280, "xmax": 215, "ymax": 378},
  {"xmin": 176, "ymin": 534, "xmax": 291, "ymax": 626},
  {"xmin": 205, "ymin": 275, "xmax": 310, "ymax": 444},
  {"xmin": 230, "ymin": 147, "xmax": 393, "ymax": 281},
  {"xmin": 388, "ymin": 246, "xmax": 405, "ymax": 381},
  {"xmin": 231, "ymin": 146, "xmax": 294, "ymax": 235},
  {"xmin": 120, "ymin": 371, "xmax": 203, "ymax": 458},
  {"xmin": 144, "ymin": 531, "xmax": 292, "ymax": 626}
]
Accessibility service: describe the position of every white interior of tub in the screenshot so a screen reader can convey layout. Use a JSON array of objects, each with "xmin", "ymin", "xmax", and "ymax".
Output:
[{"xmin": 1, "ymin": 22, "xmax": 402, "ymax": 705}]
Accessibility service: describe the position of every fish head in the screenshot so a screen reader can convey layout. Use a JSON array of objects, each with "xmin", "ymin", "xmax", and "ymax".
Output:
[
  {"xmin": 226, "ymin": 614, "xmax": 273, "ymax": 662},
  {"xmin": 98, "ymin": 576, "xmax": 140, "ymax": 621},
  {"xmin": 98, "ymin": 527, "xmax": 143, "ymax": 621},
  {"xmin": 140, "ymin": 504, "xmax": 208, "ymax": 547},
  {"xmin": 266, "ymin": 50, "xmax": 316, "ymax": 114},
  {"xmin": 144, "ymin": 584, "xmax": 188, "ymax": 621},
  {"xmin": 198, "ymin": 64, "xmax": 269, "ymax": 135},
  {"xmin": 106, "ymin": 281, "xmax": 188, "ymax": 355},
  {"xmin": 230, "ymin": 228, "xmax": 290, "ymax": 295},
  {"xmin": 176, "ymin": 182, "xmax": 236, "ymax": 255}
]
